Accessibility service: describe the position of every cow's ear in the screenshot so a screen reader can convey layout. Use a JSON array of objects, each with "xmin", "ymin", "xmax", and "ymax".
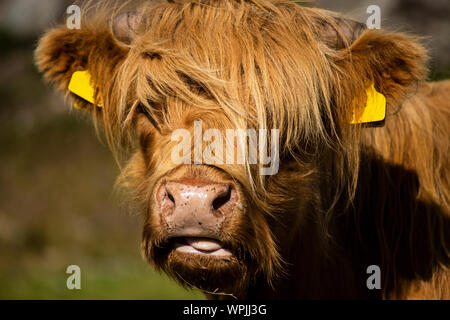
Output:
[
  {"xmin": 35, "ymin": 25, "xmax": 128, "ymax": 110},
  {"xmin": 337, "ymin": 29, "xmax": 428, "ymax": 110},
  {"xmin": 35, "ymin": 11, "xmax": 141, "ymax": 110}
]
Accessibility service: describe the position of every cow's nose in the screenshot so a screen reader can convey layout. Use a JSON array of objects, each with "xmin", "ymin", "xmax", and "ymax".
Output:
[{"xmin": 156, "ymin": 180, "xmax": 238, "ymax": 236}]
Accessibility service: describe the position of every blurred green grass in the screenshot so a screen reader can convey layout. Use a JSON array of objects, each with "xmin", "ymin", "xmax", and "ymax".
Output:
[
  {"xmin": 0, "ymin": 106, "xmax": 203, "ymax": 299},
  {"xmin": 0, "ymin": 259, "xmax": 203, "ymax": 300}
]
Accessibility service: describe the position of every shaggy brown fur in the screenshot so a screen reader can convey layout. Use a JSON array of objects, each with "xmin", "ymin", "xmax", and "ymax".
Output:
[{"xmin": 35, "ymin": 0, "xmax": 449, "ymax": 299}]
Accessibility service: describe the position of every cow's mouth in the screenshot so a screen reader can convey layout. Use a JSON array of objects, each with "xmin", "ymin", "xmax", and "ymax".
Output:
[
  {"xmin": 156, "ymin": 235, "xmax": 247, "ymax": 294},
  {"xmin": 170, "ymin": 237, "xmax": 232, "ymax": 257}
]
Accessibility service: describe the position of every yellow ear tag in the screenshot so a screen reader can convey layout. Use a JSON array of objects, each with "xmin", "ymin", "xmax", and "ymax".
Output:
[
  {"xmin": 67, "ymin": 72, "xmax": 385, "ymax": 123},
  {"xmin": 351, "ymin": 84, "xmax": 386, "ymax": 124},
  {"xmin": 68, "ymin": 71, "xmax": 102, "ymax": 108}
]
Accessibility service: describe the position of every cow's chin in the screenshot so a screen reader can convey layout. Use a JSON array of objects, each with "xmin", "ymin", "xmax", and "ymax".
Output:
[{"xmin": 145, "ymin": 237, "xmax": 250, "ymax": 295}]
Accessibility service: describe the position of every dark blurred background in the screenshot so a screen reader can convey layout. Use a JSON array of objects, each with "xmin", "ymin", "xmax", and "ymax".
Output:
[{"xmin": 0, "ymin": 0, "xmax": 448, "ymax": 299}]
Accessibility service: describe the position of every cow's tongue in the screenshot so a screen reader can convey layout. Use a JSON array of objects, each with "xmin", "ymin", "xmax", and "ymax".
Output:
[{"xmin": 185, "ymin": 237, "xmax": 222, "ymax": 252}]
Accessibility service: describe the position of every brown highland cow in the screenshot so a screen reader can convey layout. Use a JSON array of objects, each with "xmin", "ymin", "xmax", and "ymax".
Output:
[{"xmin": 35, "ymin": 0, "xmax": 450, "ymax": 299}]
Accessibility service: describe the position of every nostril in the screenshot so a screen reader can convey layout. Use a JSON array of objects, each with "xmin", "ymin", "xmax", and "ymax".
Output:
[
  {"xmin": 167, "ymin": 192, "xmax": 175, "ymax": 204},
  {"xmin": 212, "ymin": 187, "xmax": 232, "ymax": 211}
]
